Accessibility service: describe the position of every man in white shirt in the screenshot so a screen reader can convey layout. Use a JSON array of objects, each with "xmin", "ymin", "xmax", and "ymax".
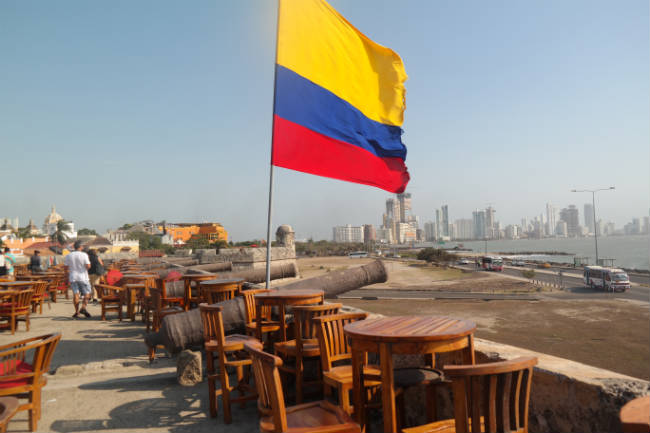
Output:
[{"xmin": 64, "ymin": 240, "xmax": 92, "ymax": 318}]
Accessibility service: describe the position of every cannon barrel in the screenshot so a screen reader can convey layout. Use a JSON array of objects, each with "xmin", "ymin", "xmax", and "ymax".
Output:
[
  {"xmin": 184, "ymin": 262, "xmax": 233, "ymax": 274},
  {"xmin": 145, "ymin": 260, "xmax": 387, "ymax": 354}
]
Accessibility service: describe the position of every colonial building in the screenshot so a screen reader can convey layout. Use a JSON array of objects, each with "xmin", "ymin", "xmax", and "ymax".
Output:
[{"xmin": 42, "ymin": 205, "xmax": 77, "ymax": 239}]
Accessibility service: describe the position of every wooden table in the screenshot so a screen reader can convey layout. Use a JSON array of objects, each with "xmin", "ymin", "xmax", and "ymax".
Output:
[
  {"xmin": 199, "ymin": 278, "xmax": 244, "ymax": 304},
  {"xmin": 181, "ymin": 274, "xmax": 218, "ymax": 310},
  {"xmin": 254, "ymin": 289, "xmax": 324, "ymax": 342},
  {"xmin": 123, "ymin": 283, "xmax": 145, "ymax": 321},
  {"xmin": 620, "ymin": 396, "xmax": 650, "ymax": 433},
  {"xmin": 0, "ymin": 281, "xmax": 36, "ymax": 290},
  {"xmin": 344, "ymin": 316, "xmax": 476, "ymax": 433}
]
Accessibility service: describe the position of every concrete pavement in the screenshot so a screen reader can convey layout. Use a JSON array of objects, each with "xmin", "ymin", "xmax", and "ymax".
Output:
[{"xmin": 0, "ymin": 298, "xmax": 260, "ymax": 432}]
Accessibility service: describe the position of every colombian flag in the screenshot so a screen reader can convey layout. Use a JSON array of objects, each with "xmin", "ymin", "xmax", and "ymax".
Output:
[{"xmin": 272, "ymin": 0, "xmax": 410, "ymax": 193}]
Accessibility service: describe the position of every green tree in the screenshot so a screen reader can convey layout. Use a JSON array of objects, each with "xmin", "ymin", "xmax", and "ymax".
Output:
[
  {"xmin": 522, "ymin": 269, "xmax": 536, "ymax": 279},
  {"xmin": 77, "ymin": 228, "xmax": 98, "ymax": 236},
  {"xmin": 51, "ymin": 220, "xmax": 72, "ymax": 245},
  {"xmin": 119, "ymin": 223, "xmax": 134, "ymax": 230},
  {"xmin": 16, "ymin": 226, "xmax": 32, "ymax": 239},
  {"xmin": 417, "ymin": 248, "xmax": 454, "ymax": 263}
]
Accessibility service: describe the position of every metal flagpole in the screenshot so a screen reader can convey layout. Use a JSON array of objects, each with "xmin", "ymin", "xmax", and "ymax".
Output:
[{"xmin": 266, "ymin": 0, "xmax": 281, "ymax": 289}]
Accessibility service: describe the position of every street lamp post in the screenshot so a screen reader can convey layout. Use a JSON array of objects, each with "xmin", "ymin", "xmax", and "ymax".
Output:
[{"xmin": 570, "ymin": 186, "xmax": 615, "ymax": 265}]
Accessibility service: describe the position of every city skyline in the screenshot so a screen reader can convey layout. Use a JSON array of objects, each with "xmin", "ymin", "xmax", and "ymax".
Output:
[{"xmin": 1, "ymin": 0, "xmax": 648, "ymax": 241}]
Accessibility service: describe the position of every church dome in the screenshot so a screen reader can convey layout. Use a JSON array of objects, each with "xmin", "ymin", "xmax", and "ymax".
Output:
[{"xmin": 44, "ymin": 205, "xmax": 63, "ymax": 225}]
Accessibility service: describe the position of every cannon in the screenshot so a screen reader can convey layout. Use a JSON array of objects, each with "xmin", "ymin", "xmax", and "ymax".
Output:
[
  {"xmin": 145, "ymin": 259, "xmax": 387, "ymax": 355},
  {"xmin": 183, "ymin": 262, "xmax": 233, "ymax": 274}
]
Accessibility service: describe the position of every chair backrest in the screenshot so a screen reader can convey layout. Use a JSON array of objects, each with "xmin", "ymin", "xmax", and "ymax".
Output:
[
  {"xmin": 95, "ymin": 283, "xmax": 122, "ymax": 299},
  {"xmin": 201, "ymin": 283, "xmax": 239, "ymax": 304},
  {"xmin": 444, "ymin": 356, "xmax": 537, "ymax": 433},
  {"xmin": 291, "ymin": 303, "xmax": 342, "ymax": 350},
  {"xmin": 199, "ymin": 304, "xmax": 226, "ymax": 345},
  {"xmin": 314, "ymin": 312, "xmax": 368, "ymax": 372},
  {"xmin": 13, "ymin": 289, "xmax": 34, "ymax": 310},
  {"xmin": 0, "ymin": 333, "xmax": 62, "ymax": 383},
  {"xmin": 244, "ymin": 342, "xmax": 288, "ymax": 432},
  {"xmin": 32, "ymin": 281, "xmax": 48, "ymax": 298},
  {"xmin": 239, "ymin": 289, "xmax": 272, "ymax": 324}
]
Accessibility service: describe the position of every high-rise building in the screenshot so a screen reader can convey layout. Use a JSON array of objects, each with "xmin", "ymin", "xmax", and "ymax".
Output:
[
  {"xmin": 454, "ymin": 219, "xmax": 473, "ymax": 240},
  {"xmin": 441, "ymin": 205, "xmax": 449, "ymax": 237},
  {"xmin": 556, "ymin": 221, "xmax": 568, "ymax": 237},
  {"xmin": 435, "ymin": 209, "xmax": 442, "ymax": 238},
  {"xmin": 472, "ymin": 210, "xmax": 486, "ymax": 240},
  {"xmin": 363, "ymin": 224, "xmax": 376, "ymax": 243},
  {"xmin": 424, "ymin": 222, "xmax": 436, "ymax": 241},
  {"xmin": 584, "ymin": 203, "xmax": 594, "ymax": 233},
  {"xmin": 505, "ymin": 225, "xmax": 520, "ymax": 240},
  {"xmin": 643, "ymin": 216, "xmax": 650, "ymax": 234},
  {"xmin": 332, "ymin": 225, "xmax": 364, "ymax": 243},
  {"xmin": 376, "ymin": 227, "xmax": 393, "ymax": 244},
  {"xmin": 397, "ymin": 193, "xmax": 411, "ymax": 223},
  {"xmin": 559, "ymin": 205, "xmax": 580, "ymax": 237},
  {"xmin": 545, "ymin": 203, "xmax": 556, "ymax": 238}
]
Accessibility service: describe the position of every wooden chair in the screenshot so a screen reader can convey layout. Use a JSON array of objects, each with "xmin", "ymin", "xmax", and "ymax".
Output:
[
  {"xmin": 30, "ymin": 281, "xmax": 49, "ymax": 315},
  {"xmin": 46, "ymin": 277, "xmax": 61, "ymax": 303},
  {"xmin": 402, "ymin": 357, "xmax": 538, "ymax": 433},
  {"xmin": 240, "ymin": 289, "xmax": 281, "ymax": 345},
  {"xmin": 0, "ymin": 396, "xmax": 19, "ymax": 433},
  {"xmin": 314, "ymin": 313, "xmax": 382, "ymax": 415},
  {"xmin": 94, "ymin": 283, "xmax": 125, "ymax": 321},
  {"xmin": 0, "ymin": 290, "xmax": 34, "ymax": 334},
  {"xmin": 156, "ymin": 278, "xmax": 185, "ymax": 309},
  {"xmin": 274, "ymin": 303, "xmax": 342, "ymax": 404},
  {"xmin": 149, "ymin": 288, "xmax": 183, "ymax": 332},
  {"xmin": 245, "ymin": 342, "xmax": 361, "ymax": 433},
  {"xmin": 201, "ymin": 284, "xmax": 239, "ymax": 304},
  {"xmin": 0, "ymin": 333, "xmax": 62, "ymax": 432},
  {"xmin": 199, "ymin": 304, "xmax": 261, "ymax": 423}
]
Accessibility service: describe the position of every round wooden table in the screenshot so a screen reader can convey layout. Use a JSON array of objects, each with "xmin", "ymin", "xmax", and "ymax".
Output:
[
  {"xmin": 620, "ymin": 396, "xmax": 650, "ymax": 433},
  {"xmin": 181, "ymin": 274, "xmax": 218, "ymax": 310},
  {"xmin": 199, "ymin": 278, "xmax": 244, "ymax": 304},
  {"xmin": 254, "ymin": 289, "xmax": 324, "ymax": 342},
  {"xmin": 344, "ymin": 315, "xmax": 477, "ymax": 433}
]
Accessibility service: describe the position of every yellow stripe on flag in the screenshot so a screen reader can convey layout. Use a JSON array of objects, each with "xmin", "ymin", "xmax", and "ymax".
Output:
[{"xmin": 277, "ymin": 0, "xmax": 407, "ymax": 127}]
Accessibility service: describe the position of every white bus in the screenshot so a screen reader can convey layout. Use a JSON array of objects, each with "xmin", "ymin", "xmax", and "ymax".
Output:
[{"xmin": 583, "ymin": 266, "xmax": 631, "ymax": 292}]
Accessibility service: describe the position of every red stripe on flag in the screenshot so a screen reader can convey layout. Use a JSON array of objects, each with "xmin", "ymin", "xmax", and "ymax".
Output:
[{"xmin": 272, "ymin": 115, "xmax": 410, "ymax": 193}]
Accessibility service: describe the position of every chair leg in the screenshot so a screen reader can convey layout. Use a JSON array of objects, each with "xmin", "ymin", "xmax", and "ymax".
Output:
[
  {"xmin": 10, "ymin": 315, "xmax": 15, "ymax": 335},
  {"xmin": 30, "ymin": 387, "xmax": 41, "ymax": 431},
  {"xmin": 340, "ymin": 383, "xmax": 351, "ymax": 415},
  {"xmin": 221, "ymin": 365, "xmax": 232, "ymax": 424},
  {"xmin": 295, "ymin": 355, "xmax": 304, "ymax": 404},
  {"xmin": 26, "ymin": 314, "xmax": 30, "ymax": 331},
  {"xmin": 208, "ymin": 375, "xmax": 218, "ymax": 418}
]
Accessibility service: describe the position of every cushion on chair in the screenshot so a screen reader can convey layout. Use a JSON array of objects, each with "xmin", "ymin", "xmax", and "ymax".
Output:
[{"xmin": 0, "ymin": 360, "xmax": 34, "ymax": 388}]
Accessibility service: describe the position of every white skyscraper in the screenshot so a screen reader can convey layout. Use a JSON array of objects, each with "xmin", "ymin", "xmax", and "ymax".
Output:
[{"xmin": 546, "ymin": 203, "xmax": 556, "ymax": 238}]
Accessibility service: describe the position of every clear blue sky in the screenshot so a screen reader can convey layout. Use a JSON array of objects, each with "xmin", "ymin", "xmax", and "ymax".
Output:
[{"xmin": 1, "ymin": 0, "xmax": 648, "ymax": 241}]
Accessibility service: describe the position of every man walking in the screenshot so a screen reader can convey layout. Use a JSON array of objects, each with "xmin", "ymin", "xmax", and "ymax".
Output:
[{"xmin": 64, "ymin": 241, "xmax": 92, "ymax": 318}]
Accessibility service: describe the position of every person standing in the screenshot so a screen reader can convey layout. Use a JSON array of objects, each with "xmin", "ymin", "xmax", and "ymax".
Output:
[
  {"xmin": 30, "ymin": 250, "xmax": 43, "ymax": 273},
  {"xmin": 64, "ymin": 241, "xmax": 92, "ymax": 318},
  {"xmin": 87, "ymin": 249, "xmax": 104, "ymax": 303},
  {"xmin": 3, "ymin": 248, "xmax": 16, "ymax": 278}
]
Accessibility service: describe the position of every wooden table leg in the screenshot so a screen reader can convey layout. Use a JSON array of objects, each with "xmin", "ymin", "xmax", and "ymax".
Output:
[
  {"xmin": 380, "ymin": 343, "xmax": 396, "ymax": 433},
  {"xmin": 183, "ymin": 280, "xmax": 191, "ymax": 311},
  {"xmin": 351, "ymin": 346, "xmax": 365, "ymax": 431},
  {"xmin": 127, "ymin": 288, "xmax": 135, "ymax": 322}
]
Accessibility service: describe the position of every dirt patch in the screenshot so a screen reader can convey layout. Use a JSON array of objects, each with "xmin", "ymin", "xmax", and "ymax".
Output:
[
  {"xmin": 340, "ymin": 298, "xmax": 650, "ymax": 380},
  {"xmin": 296, "ymin": 257, "xmax": 649, "ymax": 380}
]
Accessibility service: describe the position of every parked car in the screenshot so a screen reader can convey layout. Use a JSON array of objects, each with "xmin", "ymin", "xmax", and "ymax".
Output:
[
  {"xmin": 457, "ymin": 259, "xmax": 470, "ymax": 265},
  {"xmin": 512, "ymin": 260, "xmax": 526, "ymax": 267}
]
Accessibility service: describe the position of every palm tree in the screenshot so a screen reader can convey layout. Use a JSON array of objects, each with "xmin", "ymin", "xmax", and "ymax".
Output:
[{"xmin": 51, "ymin": 220, "xmax": 72, "ymax": 245}]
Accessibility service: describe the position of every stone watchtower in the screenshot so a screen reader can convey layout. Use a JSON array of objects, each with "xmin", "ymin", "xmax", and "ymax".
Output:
[{"xmin": 276, "ymin": 224, "xmax": 295, "ymax": 249}]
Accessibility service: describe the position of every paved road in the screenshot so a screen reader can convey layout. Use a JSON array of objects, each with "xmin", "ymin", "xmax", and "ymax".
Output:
[
  {"xmin": 457, "ymin": 264, "xmax": 649, "ymax": 303},
  {"xmin": 339, "ymin": 289, "xmax": 539, "ymax": 301}
]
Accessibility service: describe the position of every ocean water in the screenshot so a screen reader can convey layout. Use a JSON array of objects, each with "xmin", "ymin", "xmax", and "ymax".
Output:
[{"xmin": 448, "ymin": 235, "xmax": 649, "ymax": 270}]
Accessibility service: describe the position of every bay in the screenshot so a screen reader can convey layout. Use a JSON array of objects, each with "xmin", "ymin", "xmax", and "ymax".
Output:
[{"xmin": 447, "ymin": 235, "xmax": 649, "ymax": 271}]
